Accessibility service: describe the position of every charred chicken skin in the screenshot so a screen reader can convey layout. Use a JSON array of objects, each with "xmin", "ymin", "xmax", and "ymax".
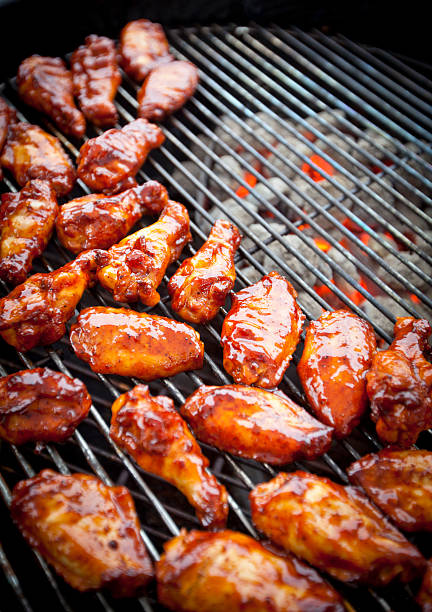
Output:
[
  {"xmin": 180, "ymin": 385, "xmax": 333, "ymax": 465},
  {"xmin": 110, "ymin": 384, "xmax": 228, "ymax": 529},
  {"xmin": 156, "ymin": 529, "xmax": 345, "ymax": 612},
  {"xmin": 119, "ymin": 19, "xmax": 174, "ymax": 82},
  {"xmin": 418, "ymin": 562, "xmax": 432, "ymax": 612},
  {"xmin": 0, "ymin": 180, "xmax": 58, "ymax": 285},
  {"xmin": 56, "ymin": 180, "xmax": 168, "ymax": 253},
  {"xmin": 17, "ymin": 55, "xmax": 86, "ymax": 139},
  {"xmin": 11, "ymin": 469, "xmax": 154, "ymax": 596},
  {"xmin": 0, "ymin": 367, "xmax": 91, "ymax": 445},
  {"xmin": 250, "ymin": 471, "xmax": 425, "ymax": 586},
  {"xmin": 77, "ymin": 118, "xmax": 164, "ymax": 194},
  {"xmin": 138, "ymin": 60, "xmax": 199, "ymax": 122},
  {"xmin": 168, "ymin": 219, "xmax": 241, "ymax": 324},
  {"xmin": 297, "ymin": 309, "xmax": 377, "ymax": 438},
  {"xmin": 221, "ymin": 271, "xmax": 305, "ymax": 388},
  {"xmin": 70, "ymin": 306, "xmax": 204, "ymax": 380},
  {"xmin": 367, "ymin": 317, "xmax": 432, "ymax": 447},
  {"xmin": 98, "ymin": 200, "xmax": 191, "ymax": 306},
  {"xmin": 0, "ymin": 249, "xmax": 108, "ymax": 352},
  {"xmin": 71, "ymin": 35, "xmax": 121, "ymax": 127}
]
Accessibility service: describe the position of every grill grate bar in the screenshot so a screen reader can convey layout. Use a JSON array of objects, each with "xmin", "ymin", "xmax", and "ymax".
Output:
[{"xmin": 0, "ymin": 541, "xmax": 34, "ymax": 612}]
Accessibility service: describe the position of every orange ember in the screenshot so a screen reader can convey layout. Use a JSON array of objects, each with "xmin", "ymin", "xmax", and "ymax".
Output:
[
  {"xmin": 410, "ymin": 293, "xmax": 421, "ymax": 304},
  {"xmin": 298, "ymin": 223, "xmax": 311, "ymax": 231},
  {"xmin": 236, "ymin": 171, "xmax": 258, "ymax": 198},
  {"xmin": 314, "ymin": 236, "xmax": 332, "ymax": 252},
  {"xmin": 302, "ymin": 154, "xmax": 334, "ymax": 182}
]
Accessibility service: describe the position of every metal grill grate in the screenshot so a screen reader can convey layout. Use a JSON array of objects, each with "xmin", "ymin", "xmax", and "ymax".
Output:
[{"xmin": 1, "ymin": 24, "xmax": 431, "ymax": 612}]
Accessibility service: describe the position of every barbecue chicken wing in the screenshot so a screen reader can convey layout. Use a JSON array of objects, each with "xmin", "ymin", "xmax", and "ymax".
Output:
[
  {"xmin": 11, "ymin": 469, "xmax": 153, "ymax": 596},
  {"xmin": 348, "ymin": 449, "xmax": 432, "ymax": 532},
  {"xmin": 70, "ymin": 306, "xmax": 204, "ymax": 379},
  {"xmin": 367, "ymin": 317, "xmax": 432, "ymax": 447},
  {"xmin": 0, "ymin": 96, "xmax": 17, "ymax": 167},
  {"xmin": 181, "ymin": 384, "xmax": 333, "ymax": 465},
  {"xmin": 168, "ymin": 220, "xmax": 241, "ymax": 324},
  {"xmin": 77, "ymin": 118, "xmax": 164, "ymax": 194},
  {"xmin": 56, "ymin": 180, "xmax": 168, "ymax": 253},
  {"xmin": 138, "ymin": 60, "xmax": 199, "ymax": 122},
  {"xmin": 17, "ymin": 55, "xmax": 85, "ymax": 139},
  {"xmin": 119, "ymin": 19, "xmax": 173, "ymax": 82},
  {"xmin": 98, "ymin": 200, "xmax": 191, "ymax": 306},
  {"xmin": 71, "ymin": 35, "xmax": 121, "ymax": 127},
  {"xmin": 156, "ymin": 529, "xmax": 345, "ymax": 612},
  {"xmin": 418, "ymin": 562, "xmax": 432, "ymax": 611},
  {"xmin": 221, "ymin": 271, "xmax": 305, "ymax": 388},
  {"xmin": 0, "ymin": 249, "xmax": 107, "ymax": 352},
  {"xmin": 298, "ymin": 309, "xmax": 377, "ymax": 438},
  {"xmin": 250, "ymin": 471, "xmax": 425, "ymax": 586},
  {"xmin": 0, "ymin": 367, "xmax": 91, "ymax": 445},
  {"xmin": 110, "ymin": 384, "xmax": 228, "ymax": 529},
  {"xmin": 0, "ymin": 180, "xmax": 58, "ymax": 285},
  {"xmin": 0, "ymin": 122, "xmax": 75, "ymax": 196}
]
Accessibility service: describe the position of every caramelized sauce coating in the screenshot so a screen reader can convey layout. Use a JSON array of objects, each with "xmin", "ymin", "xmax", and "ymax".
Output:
[
  {"xmin": 56, "ymin": 180, "xmax": 168, "ymax": 253},
  {"xmin": 17, "ymin": 56, "xmax": 85, "ymax": 139},
  {"xmin": 418, "ymin": 562, "xmax": 432, "ymax": 611},
  {"xmin": 98, "ymin": 200, "xmax": 191, "ymax": 306},
  {"xmin": 180, "ymin": 385, "xmax": 333, "ymax": 465},
  {"xmin": 221, "ymin": 271, "xmax": 305, "ymax": 388},
  {"xmin": 156, "ymin": 529, "xmax": 345, "ymax": 612},
  {"xmin": 298, "ymin": 309, "xmax": 377, "ymax": 438},
  {"xmin": 11, "ymin": 469, "xmax": 154, "ymax": 596},
  {"xmin": 0, "ymin": 96, "xmax": 17, "ymax": 154},
  {"xmin": 0, "ymin": 180, "xmax": 58, "ymax": 285},
  {"xmin": 250, "ymin": 471, "xmax": 425, "ymax": 586},
  {"xmin": 110, "ymin": 384, "xmax": 228, "ymax": 529},
  {"xmin": 138, "ymin": 60, "xmax": 199, "ymax": 122},
  {"xmin": 0, "ymin": 367, "xmax": 91, "ymax": 444},
  {"xmin": 70, "ymin": 306, "xmax": 204, "ymax": 380},
  {"xmin": 168, "ymin": 219, "xmax": 241, "ymax": 324}
]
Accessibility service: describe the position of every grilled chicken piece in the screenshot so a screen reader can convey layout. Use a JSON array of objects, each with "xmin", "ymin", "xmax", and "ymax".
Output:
[
  {"xmin": 138, "ymin": 60, "xmax": 199, "ymax": 122},
  {"xmin": 0, "ymin": 96, "xmax": 17, "ymax": 156},
  {"xmin": 71, "ymin": 35, "xmax": 121, "ymax": 127},
  {"xmin": 418, "ymin": 562, "xmax": 432, "ymax": 611},
  {"xmin": 77, "ymin": 118, "xmax": 164, "ymax": 194},
  {"xmin": 298, "ymin": 309, "xmax": 377, "ymax": 438},
  {"xmin": 168, "ymin": 220, "xmax": 241, "ymax": 324},
  {"xmin": 367, "ymin": 317, "xmax": 432, "ymax": 447},
  {"xmin": 110, "ymin": 384, "xmax": 228, "ymax": 529},
  {"xmin": 0, "ymin": 367, "xmax": 91, "ymax": 444},
  {"xmin": 56, "ymin": 180, "xmax": 168, "ymax": 254},
  {"xmin": 98, "ymin": 200, "xmax": 191, "ymax": 306},
  {"xmin": 221, "ymin": 271, "xmax": 305, "ymax": 388},
  {"xmin": 0, "ymin": 249, "xmax": 107, "ymax": 352},
  {"xmin": 347, "ymin": 449, "xmax": 432, "ymax": 532},
  {"xmin": 250, "ymin": 471, "xmax": 425, "ymax": 586},
  {"xmin": 156, "ymin": 529, "xmax": 345, "ymax": 612},
  {"xmin": 0, "ymin": 122, "xmax": 75, "ymax": 196},
  {"xmin": 17, "ymin": 56, "xmax": 85, "ymax": 139},
  {"xmin": 11, "ymin": 469, "xmax": 153, "ymax": 596},
  {"xmin": 119, "ymin": 19, "xmax": 173, "ymax": 82},
  {"xmin": 181, "ymin": 385, "xmax": 333, "ymax": 465},
  {"xmin": 70, "ymin": 306, "xmax": 204, "ymax": 379}
]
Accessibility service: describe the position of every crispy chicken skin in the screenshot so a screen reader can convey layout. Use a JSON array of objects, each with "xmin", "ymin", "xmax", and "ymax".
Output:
[
  {"xmin": 418, "ymin": 562, "xmax": 432, "ymax": 611},
  {"xmin": 156, "ymin": 529, "xmax": 345, "ymax": 612},
  {"xmin": 138, "ymin": 60, "xmax": 199, "ymax": 122},
  {"xmin": 180, "ymin": 385, "xmax": 333, "ymax": 465},
  {"xmin": 367, "ymin": 317, "xmax": 432, "ymax": 447},
  {"xmin": 119, "ymin": 19, "xmax": 174, "ymax": 82},
  {"xmin": 110, "ymin": 384, "xmax": 228, "ymax": 529},
  {"xmin": 77, "ymin": 118, "xmax": 164, "ymax": 194},
  {"xmin": 0, "ymin": 96, "xmax": 16, "ymax": 153},
  {"xmin": 70, "ymin": 306, "xmax": 204, "ymax": 379},
  {"xmin": 98, "ymin": 200, "xmax": 191, "ymax": 306},
  {"xmin": 56, "ymin": 180, "xmax": 168, "ymax": 253},
  {"xmin": 221, "ymin": 271, "xmax": 305, "ymax": 388},
  {"xmin": 0, "ymin": 367, "xmax": 91, "ymax": 444},
  {"xmin": 0, "ymin": 249, "xmax": 108, "ymax": 352},
  {"xmin": 0, "ymin": 122, "xmax": 76, "ymax": 196},
  {"xmin": 298, "ymin": 309, "xmax": 377, "ymax": 438},
  {"xmin": 168, "ymin": 220, "xmax": 241, "ymax": 324},
  {"xmin": 17, "ymin": 56, "xmax": 85, "ymax": 139},
  {"xmin": 10, "ymin": 470, "xmax": 154, "ymax": 596},
  {"xmin": 71, "ymin": 35, "xmax": 121, "ymax": 127},
  {"xmin": 347, "ymin": 449, "xmax": 432, "ymax": 532},
  {"xmin": 250, "ymin": 471, "xmax": 425, "ymax": 586}
]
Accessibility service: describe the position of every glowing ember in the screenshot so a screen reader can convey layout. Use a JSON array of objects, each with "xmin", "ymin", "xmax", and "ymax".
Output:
[
  {"xmin": 314, "ymin": 236, "xmax": 332, "ymax": 252},
  {"xmin": 236, "ymin": 172, "xmax": 258, "ymax": 198},
  {"xmin": 302, "ymin": 154, "xmax": 334, "ymax": 182},
  {"xmin": 410, "ymin": 293, "xmax": 421, "ymax": 304},
  {"xmin": 298, "ymin": 223, "xmax": 311, "ymax": 231}
]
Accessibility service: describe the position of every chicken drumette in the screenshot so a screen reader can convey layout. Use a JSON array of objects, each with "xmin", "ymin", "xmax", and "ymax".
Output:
[
  {"xmin": 119, "ymin": 19, "xmax": 173, "ymax": 82},
  {"xmin": 0, "ymin": 97, "xmax": 17, "ymax": 180}
]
